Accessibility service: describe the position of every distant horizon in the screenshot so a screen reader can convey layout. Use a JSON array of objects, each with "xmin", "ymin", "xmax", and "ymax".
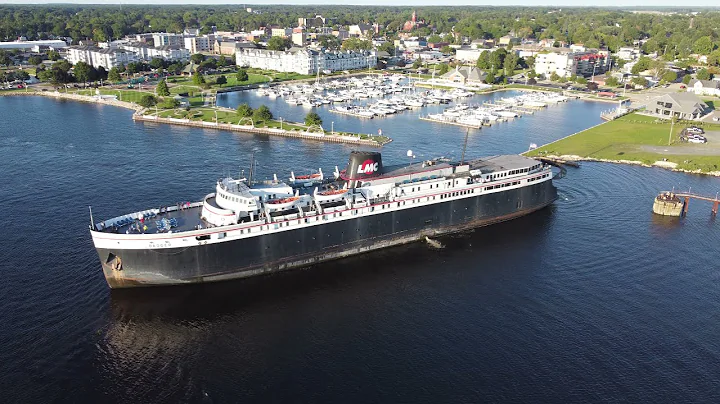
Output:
[{"xmin": 0, "ymin": 1, "xmax": 719, "ymax": 8}]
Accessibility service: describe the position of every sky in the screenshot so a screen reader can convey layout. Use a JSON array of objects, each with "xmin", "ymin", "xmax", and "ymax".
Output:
[{"xmin": 0, "ymin": 0, "xmax": 717, "ymax": 7}]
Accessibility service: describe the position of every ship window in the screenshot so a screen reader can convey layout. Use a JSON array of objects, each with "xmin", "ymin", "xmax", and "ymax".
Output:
[{"xmin": 218, "ymin": 232, "xmax": 226, "ymax": 239}]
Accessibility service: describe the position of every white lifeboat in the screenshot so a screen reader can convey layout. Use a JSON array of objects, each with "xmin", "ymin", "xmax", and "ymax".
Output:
[
  {"xmin": 265, "ymin": 196, "xmax": 300, "ymax": 210},
  {"xmin": 314, "ymin": 188, "xmax": 348, "ymax": 202}
]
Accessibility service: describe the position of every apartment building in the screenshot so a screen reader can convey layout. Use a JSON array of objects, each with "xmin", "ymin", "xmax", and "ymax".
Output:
[
  {"xmin": 66, "ymin": 46, "xmax": 139, "ymax": 69},
  {"xmin": 534, "ymin": 49, "xmax": 610, "ymax": 78},
  {"xmin": 236, "ymin": 48, "xmax": 376, "ymax": 75}
]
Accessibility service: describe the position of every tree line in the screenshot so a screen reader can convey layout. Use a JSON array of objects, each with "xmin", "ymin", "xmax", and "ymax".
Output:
[{"xmin": 1, "ymin": 5, "xmax": 719, "ymax": 64}]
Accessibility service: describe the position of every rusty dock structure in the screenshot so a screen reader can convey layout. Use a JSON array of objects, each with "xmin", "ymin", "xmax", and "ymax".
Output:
[{"xmin": 652, "ymin": 191, "xmax": 720, "ymax": 217}]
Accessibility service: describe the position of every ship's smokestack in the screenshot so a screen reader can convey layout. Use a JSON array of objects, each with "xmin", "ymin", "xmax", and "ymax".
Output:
[{"xmin": 343, "ymin": 151, "xmax": 383, "ymax": 188}]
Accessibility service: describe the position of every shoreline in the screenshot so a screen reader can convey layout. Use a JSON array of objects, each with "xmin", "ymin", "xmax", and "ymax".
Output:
[
  {"xmin": 536, "ymin": 154, "xmax": 720, "ymax": 177},
  {"xmin": 1, "ymin": 90, "xmax": 389, "ymax": 146}
]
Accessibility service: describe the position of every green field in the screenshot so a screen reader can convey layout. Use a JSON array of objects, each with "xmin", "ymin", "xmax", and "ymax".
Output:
[
  {"xmin": 526, "ymin": 113, "xmax": 720, "ymax": 172},
  {"xmin": 74, "ymin": 88, "xmax": 153, "ymax": 103}
]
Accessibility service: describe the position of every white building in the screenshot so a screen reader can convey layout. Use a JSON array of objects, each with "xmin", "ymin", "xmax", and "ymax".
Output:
[
  {"xmin": 184, "ymin": 36, "xmax": 214, "ymax": 54},
  {"xmin": 66, "ymin": 46, "xmax": 139, "ymax": 70},
  {"xmin": 688, "ymin": 79, "xmax": 720, "ymax": 97},
  {"xmin": 236, "ymin": 48, "xmax": 376, "ymax": 75},
  {"xmin": 455, "ymin": 47, "xmax": 491, "ymax": 63},
  {"xmin": 534, "ymin": 49, "xmax": 610, "ymax": 78},
  {"xmin": 152, "ymin": 33, "xmax": 184, "ymax": 47},
  {"xmin": 616, "ymin": 47, "xmax": 641, "ymax": 61},
  {"xmin": 121, "ymin": 43, "xmax": 190, "ymax": 62},
  {"xmin": 0, "ymin": 40, "xmax": 67, "ymax": 50}
]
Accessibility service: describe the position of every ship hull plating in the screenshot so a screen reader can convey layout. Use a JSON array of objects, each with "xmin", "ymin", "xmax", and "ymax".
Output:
[{"xmin": 97, "ymin": 181, "xmax": 557, "ymax": 288}]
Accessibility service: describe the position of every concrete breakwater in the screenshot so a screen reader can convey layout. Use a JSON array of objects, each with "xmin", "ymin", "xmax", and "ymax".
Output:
[{"xmin": 132, "ymin": 114, "xmax": 390, "ymax": 146}]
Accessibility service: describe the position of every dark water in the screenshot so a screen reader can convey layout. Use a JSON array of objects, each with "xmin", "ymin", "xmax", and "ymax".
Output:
[{"xmin": 2, "ymin": 95, "xmax": 720, "ymax": 403}]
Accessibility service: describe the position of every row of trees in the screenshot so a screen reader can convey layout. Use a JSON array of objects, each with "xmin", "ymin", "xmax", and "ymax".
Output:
[
  {"xmin": 235, "ymin": 103, "xmax": 323, "ymax": 127},
  {"xmin": 3, "ymin": 5, "xmax": 720, "ymax": 59}
]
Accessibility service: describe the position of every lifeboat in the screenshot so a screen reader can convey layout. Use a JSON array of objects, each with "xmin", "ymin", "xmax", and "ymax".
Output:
[
  {"xmin": 265, "ymin": 196, "xmax": 300, "ymax": 210},
  {"xmin": 315, "ymin": 188, "xmax": 348, "ymax": 202},
  {"xmin": 296, "ymin": 173, "xmax": 321, "ymax": 180}
]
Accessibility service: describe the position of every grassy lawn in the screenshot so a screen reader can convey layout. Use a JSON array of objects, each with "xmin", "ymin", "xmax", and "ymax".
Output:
[
  {"xmin": 146, "ymin": 106, "xmax": 389, "ymax": 144},
  {"xmin": 527, "ymin": 113, "xmax": 720, "ymax": 172},
  {"xmin": 74, "ymin": 88, "xmax": 153, "ymax": 103}
]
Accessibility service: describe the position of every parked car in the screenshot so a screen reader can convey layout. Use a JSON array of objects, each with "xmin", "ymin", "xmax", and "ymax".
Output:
[
  {"xmin": 686, "ymin": 126, "xmax": 705, "ymax": 134},
  {"xmin": 680, "ymin": 85, "xmax": 686, "ymax": 89},
  {"xmin": 688, "ymin": 136, "xmax": 707, "ymax": 144},
  {"xmin": 713, "ymin": 116, "xmax": 720, "ymax": 122}
]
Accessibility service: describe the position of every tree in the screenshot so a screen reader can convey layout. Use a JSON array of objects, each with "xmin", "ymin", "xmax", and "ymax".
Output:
[
  {"xmin": 586, "ymin": 82, "xmax": 599, "ymax": 91},
  {"xmin": 108, "ymin": 67, "xmax": 121, "ymax": 82},
  {"xmin": 0, "ymin": 52, "xmax": 11, "ymax": 67},
  {"xmin": 631, "ymin": 76, "xmax": 648, "ymax": 88},
  {"xmin": 693, "ymin": 36, "xmax": 714, "ymax": 56},
  {"xmin": 661, "ymin": 70, "xmax": 677, "ymax": 83},
  {"xmin": 503, "ymin": 52, "xmax": 518, "ymax": 76},
  {"xmin": 489, "ymin": 48, "xmax": 507, "ymax": 72},
  {"xmin": 138, "ymin": 94, "xmax": 157, "ymax": 108},
  {"xmin": 484, "ymin": 71, "xmax": 495, "ymax": 84},
  {"xmin": 73, "ymin": 61, "xmax": 92, "ymax": 87},
  {"xmin": 252, "ymin": 104, "xmax": 273, "ymax": 122},
  {"xmin": 28, "ymin": 55, "xmax": 43, "ymax": 66},
  {"xmin": 305, "ymin": 112, "xmax": 322, "ymax": 126},
  {"xmin": 575, "ymin": 76, "xmax": 588, "ymax": 85},
  {"xmin": 192, "ymin": 71, "xmax": 205, "ymax": 85},
  {"xmin": 236, "ymin": 69, "xmax": 249, "ymax": 82},
  {"xmin": 438, "ymin": 63, "xmax": 449, "ymax": 75},
  {"xmin": 236, "ymin": 103, "xmax": 253, "ymax": 117},
  {"xmin": 550, "ymin": 71, "xmax": 560, "ymax": 82},
  {"xmin": 631, "ymin": 57, "xmax": 651, "ymax": 75},
  {"xmin": 708, "ymin": 50, "xmax": 720, "ymax": 68},
  {"xmin": 216, "ymin": 75, "xmax": 227, "ymax": 87},
  {"xmin": 696, "ymin": 68, "xmax": 712, "ymax": 81},
  {"xmin": 159, "ymin": 98, "xmax": 180, "ymax": 109},
  {"xmin": 525, "ymin": 56, "xmax": 535, "ymax": 69},
  {"xmin": 156, "ymin": 79, "xmax": 170, "ymax": 96},
  {"xmin": 528, "ymin": 78, "xmax": 537, "ymax": 85},
  {"xmin": 605, "ymin": 76, "xmax": 620, "ymax": 87},
  {"xmin": 682, "ymin": 74, "xmax": 692, "ymax": 84},
  {"xmin": 341, "ymin": 38, "xmax": 372, "ymax": 51},
  {"xmin": 218, "ymin": 55, "xmax": 228, "ymax": 67},
  {"xmin": 267, "ymin": 36, "xmax": 290, "ymax": 51},
  {"xmin": 150, "ymin": 58, "xmax": 165, "ymax": 70},
  {"xmin": 476, "ymin": 51, "xmax": 490, "ymax": 70},
  {"xmin": 191, "ymin": 53, "xmax": 206, "ymax": 64},
  {"xmin": 47, "ymin": 50, "xmax": 60, "ymax": 61},
  {"xmin": 412, "ymin": 59, "xmax": 423, "ymax": 69},
  {"xmin": 440, "ymin": 45, "xmax": 454, "ymax": 55}
]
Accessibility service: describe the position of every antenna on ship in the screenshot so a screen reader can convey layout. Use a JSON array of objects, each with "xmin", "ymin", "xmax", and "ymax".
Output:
[
  {"xmin": 248, "ymin": 153, "xmax": 255, "ymax": 184},
  {"xmin": 460, "ymin": 128, "xmax": 470, "ymax": 165},
  {"xmin": 88, "ymin": 206, "xmax": 94, "ymax": 230}
]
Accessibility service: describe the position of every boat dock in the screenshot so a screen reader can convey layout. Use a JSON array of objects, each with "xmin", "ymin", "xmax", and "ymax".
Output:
[
  {"xmin": 652, "ymin": 191, "xmax": 720, "ymax": 217},
  {"xmin": 419, "ymin": 116, "xmax": 483, "ymax": 129},
  {"xmin": 329, "ymin": 108, "xmax": 375, "ymax": 119},
  {"xmin": 482, "ymin": 102, "xmax": 536, "ymax": 115}
]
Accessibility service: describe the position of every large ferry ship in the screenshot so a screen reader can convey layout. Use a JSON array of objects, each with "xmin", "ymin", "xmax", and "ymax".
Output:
[{"xmin": 90, "ymin": 151, "xmax": 557, "ymax": 288}]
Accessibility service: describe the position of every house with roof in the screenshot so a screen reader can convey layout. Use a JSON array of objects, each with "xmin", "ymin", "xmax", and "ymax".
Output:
[
  {"xmin": 688, "ymin": 79, "xmax": 720, "ymax": 97},
  {"xmin": 651, "ymin": 92, "xmax": 710, "ymax": 120},
  {"xmin": 440, "ymin": 66, "xmax": 487, "ymax": 85}
]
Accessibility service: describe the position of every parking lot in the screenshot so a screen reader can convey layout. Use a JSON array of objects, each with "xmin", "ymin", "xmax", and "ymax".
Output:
[{"xmin": 640, "ymin": 130, "xmax": 720, "ymax": 156}]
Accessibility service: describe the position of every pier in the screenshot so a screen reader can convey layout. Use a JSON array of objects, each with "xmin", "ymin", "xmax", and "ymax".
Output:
[
  {"xmin": 419, "ymin": 116, "xmax": 483, "ymax": 129},
  {"xmin": 652, "ymin": 191, "xmax": 720, "ymax": 217},
  {"xmin": 132, "ymin": 114, "xmax": 390, "ymax": 146}
]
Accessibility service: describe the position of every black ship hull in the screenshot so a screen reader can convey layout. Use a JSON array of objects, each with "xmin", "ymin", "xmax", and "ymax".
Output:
[{"xmin": 97, "ymin": 180, "xmax": 557, "ymax": 288}]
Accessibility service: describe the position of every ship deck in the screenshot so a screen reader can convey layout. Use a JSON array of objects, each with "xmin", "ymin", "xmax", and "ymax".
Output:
[{"xmin": 97, "ymin": 205, "xmax": 208, "ymax": 235}]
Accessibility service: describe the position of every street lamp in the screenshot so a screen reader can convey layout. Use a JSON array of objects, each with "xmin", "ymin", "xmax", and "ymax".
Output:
[{"xmin": 331, "ymin": 121, "xmax": 334, "ymax": 135}]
